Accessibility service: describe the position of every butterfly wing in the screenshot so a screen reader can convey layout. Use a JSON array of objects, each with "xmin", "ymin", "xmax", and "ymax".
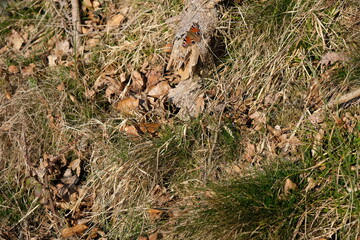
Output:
[
  {"xmin": 189, "ymin": 23, "xmax": 200, "ymax": 34},
  {"xmin": 182, "ymin": 23, "xmax": 201, "ymax": 48}
]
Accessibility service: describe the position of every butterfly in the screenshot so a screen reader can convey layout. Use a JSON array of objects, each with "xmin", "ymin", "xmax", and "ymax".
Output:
[{"xmin": 182, "ymin": 23, "xmax": 201, "ymax": 48}]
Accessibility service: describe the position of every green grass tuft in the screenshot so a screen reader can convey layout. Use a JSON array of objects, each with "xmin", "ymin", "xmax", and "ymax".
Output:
[{"xmin": 176, "ymin": 120, "xmax": 359, "ymax": 239}]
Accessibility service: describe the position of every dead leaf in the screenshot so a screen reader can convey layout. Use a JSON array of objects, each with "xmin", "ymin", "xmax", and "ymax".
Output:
[
  {"xmin": 55, "ymin": 40, "xmax": 73, "ymax": 55},
  {"xmin": 267, "ymin": 125, "xmax": 282, "ymax": 137},
  {"xmin": 284, "ymin": 178, "xmax": 298, "ymax": 195},
  {"xmin": 5, "ymin": 91, "xmax": 12, "ymax": 100},
  {"xmin": 309, "ymin": 109, "xmax": 325, "ymax": 124},
  {"xmin": 8, "ymin": 65, "xmax": 19, "ymax": 74},
  {"xmin": 120, "ymin": 73, "xmax": 127, "ymax": 83},
  {"xmin": 48, "ymin": 55, "xmax": 58, "ymax": 66},
  {"xmin": 314, "ymin": 128, "xmax": 325, "ymax": 147},
  {"xmin": 69, "ymin": 191, "xmax": 79, "ymax": 203},
  {"xmin": 63, "ymin": 169, "xmax": 72, "ymax": 177},
  {"xmin": 244, "ymin": 142, "xmax": 256, "ymax": 162},
  {"xmin": 87, "ymin": 227, "xmax": 105, "ymax": 240},
  {"xmin": 34, "ymin": 184, "xmax": 42, "ymax": 198},
  {"xmin": 232, "ymin": 164, "xmax": 242, "ymax": 174},
  {"xmin": 319, "ymin": 165, "xmax": 326, "ymax": 171},
  {"xmin": 93, "ymin": 75, "xmax": 123, "ymax": 101},
  {"xmin": 61, "ymin": 174, "xmax": 79, "ymax": 185},
  {"xmin": 341, "ymin": 112, "xmax": 359, "ymax": 133},
  {"xmin": 119, "ymin": 124, "xmax": 140, "ymax": 137},
  {"xmin": 69, "ymin": 159, "xmax": 81, "ymax": 177},
  {"xmin": 88, "ymin": 11, "xmax": 101, "ymax": 24},
  {"xmin": 22, "ymin": 63, "xmax": 36, "ymax": 77},
  {"xmin": 8, "ymin": 29, "xmax": 25, "ymax": 50},
  {"xmin": 131, "ymin": 71, "xmax": 144, "ymax": 92},
  {"xmin": 104, "ymin": 65, "xmax": 116, "ymax": 75},
  {"xmin": 149, "ymin": 232, "xmax": 161, "ymax": 240},
  {"xmin": 151, "ymin": 185, "xmax": 172, "ymax": 205},
  {"xmin": 351, "ymin": 165, "xmax": 359, "ymax": 171},
  {"xmin": 249, "ymin": 111, "xmax": 267, "ymax": 130},
  {"xmin": 116, "ymin": 96, "xmax": 139, "ymax": 113},
  {"xmin": 319, "ymin": 52, "xmax": 349, "ymax": 65},
  {"xmin": 151, "ymin": 185, "xmax": 165, "ymax": 196},
  {"xmin": 305, "ymin": 177, "xmax": 316, "ymax": 192},
  {"xmin": 61, "ymin": 224, "xmax": 88, "ymax": 237},
  {"xmin": 106, "ymin": 14, "xmax": 125, "ymax": 31},
  {"xmin": 139, "ymin": 123, "xmax": 161, "ymax": 134},
  {"xmin": 287, "ymin": 135, "xmax": 301, "ymax": 146},
  {"xmin": 148, "ymin": 208, "xmax": 166, "ymax": 220},
  {"xmin": 146, "ymin": 65, "xmax": 163, "ymax": 86},
  {"xmin": 176, "ymin": 47, "xmax": 200, "ymax": 80},
  {"xmin": 249, "ymin": 111, "xmax": 266, "ymax": 123},
  {"xmin": 195, "ymin": 95, "xmax": 205, "ymax": 116},
  {"xmin": 105, "ymin": 80, "xmax": 123, "ymax": 101},
  {"xmin": 93, "ymin": 76, "xmax": 109, "ymax": 89},
  {"xmin": 147, "ymin": 81, "xmax": 171, "ymax": 98},
  {"xmin": 264, "ymin": 92, "xmax": 282, "ymax": 106},
  {"xmin": 81, "ymin": 26, "xmax": 91, "ymax": 34},
  {"xmin": 69, "ymin": 94, "xmax": 78, "ymax": 103}
]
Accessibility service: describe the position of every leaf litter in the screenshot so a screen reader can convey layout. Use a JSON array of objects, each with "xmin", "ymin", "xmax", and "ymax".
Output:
[{"xmin": 1, "ymin": 0, "xmax": 359, "ymax": 239}]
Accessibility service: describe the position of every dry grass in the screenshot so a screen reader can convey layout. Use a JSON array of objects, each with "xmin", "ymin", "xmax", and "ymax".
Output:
[{"xmin": 0, "ymin": 0, "xmax": 359, "ymax": 239}]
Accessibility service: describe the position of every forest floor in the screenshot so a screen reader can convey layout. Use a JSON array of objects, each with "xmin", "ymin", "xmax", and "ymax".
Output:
[{"xmin": 0, "ymin": 0, "xmax": 359, "ymax": 239}]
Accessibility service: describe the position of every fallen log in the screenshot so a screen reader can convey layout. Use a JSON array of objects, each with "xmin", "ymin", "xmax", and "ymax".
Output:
[{"xmin": 167, "ymin": 0, "xmax": 221, "ymax": 119}]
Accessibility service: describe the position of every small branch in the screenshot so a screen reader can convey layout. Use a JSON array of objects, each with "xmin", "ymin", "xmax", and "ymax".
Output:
[
  {"xmin": 71, "ymin": 0, "xmax": 81, "ymax": 53},
  {"xmin": 326, "ymin": 88, "xmax": 360, "ymax": 109}
]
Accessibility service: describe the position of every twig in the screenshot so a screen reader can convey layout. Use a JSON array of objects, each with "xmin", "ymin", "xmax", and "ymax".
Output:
[
  {"xmin": 71, "ymin": 0, "xmax": 81, "ymax": 53},
  {"xmin": 22, "ymin": 4, "xmax": 51, "ymax": 52},
  {"xmin": 204, "ymin": 103, "xmax": 225, "ymax": 183},
  {"xmin": 284, "ymin": 88, "xmax": 360, "ymax": 152},
  {"xmin": 326, "ymin": 88, "xmax": 360, "ymax": 109}
]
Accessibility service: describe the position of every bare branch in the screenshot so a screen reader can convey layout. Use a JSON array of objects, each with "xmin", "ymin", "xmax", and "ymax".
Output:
[{"xmin": 71, "ymin": 0, "xmax": 81, "ymax": 53}]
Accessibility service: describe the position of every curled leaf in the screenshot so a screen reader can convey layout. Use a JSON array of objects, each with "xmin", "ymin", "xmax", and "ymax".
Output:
[
  {"xmin": 131, "ymin": 71, "xmax": 144, "ymax": 92},
  {"xmin": 319, "ymin": 52, "xmax": 349, "ymax": 65},
  {"xmin": 147, "ymin": 81, "xmax": 171, "ymax": 98},
  {"xmin": 8, "ymin": 29, "xmax": 25, "ymax": 50},
  {"xmin": 284, "ymin": 178, "xmax": 298, "ymax": 195},
  {"xmin": 139, "ymin": 123, "xmax": 161, "ymax": 134},
  {"xmin": 116, "ymin": 96, "xmax": 139, "ymax": 113},
  {"xmin": 148, "ymin": 208, "xmax": 166, "ymax": 220},
  {"xmin": 106, "ymin": 14, "xmax": 125, "ymax": 31},
  {"xmin": 175, "ymin": 47, "xmax": 200, "ymax": 80},
  {"xmin": 119, "ymin": 124, "xmax": 140, "ymax": 137},
  {"xmin": 61, "ymin": 224, "xmax": 88, "ymax": 237}
]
